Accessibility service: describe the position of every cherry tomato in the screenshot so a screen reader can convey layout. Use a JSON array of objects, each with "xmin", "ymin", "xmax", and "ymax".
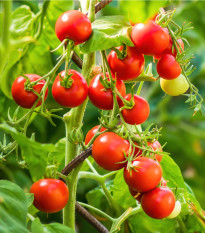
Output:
[
  {"xmin": 160, "ymin": 74, "xmax": 189, "ymax": 96},
  {"xmin": 12, "ymin": 74, "xmax": 48, "ymax": 109},
  {"xmin": 131, "ymin": 21, "xmax": 169, "ymax": 56},
  {"xmin": 107, "ymin": 46, "xmax": 145, "ymax": 81},
  {"xmin": 124, "ymin": 157, "xmax": 162, "ymax": 192},
  {"xmin": 52, "ymin": 70, "xmax": 88, "ymax": 108},
  {"xmin": 92, "ymin": 132, "xmax": 130, "ymax": 171},
  {"xmin": 85, "ymin": 125, "xmax": 106, "ymax": 145},
  {"xmin": 129, "ymin": 186, "xmax": 143, "ymax": 202},
  {"xmin": 141, "ymin": 187, "xmax": 175, "ymax": 219},
  {"xmin": 148, "ymin": 140, "xmax": 163, "ymax": 162},
  {"xmin": 30, "ymin": 179, "xmax": 69, "ymax": 213},
  {"xmin": 154, "ymin": 38, "xmax": 184, "ymax": 60},
  {"xmin": 167, "ymin": 200, "xmax": 181, "ymax": 219},
  {"xmin": 55, "ymin": 10, "xmax": 92, "ymax": 44},
  {"xmin": 157, "ymin": 54, "xmax": 181, "ymax": 80},
  {"xmin": 120, "ymin": 94, "xmax": 150, "ymax": 125},
  {"xmin": 88, "ymin": 73, "xmax": 126, "ymax": 110}
]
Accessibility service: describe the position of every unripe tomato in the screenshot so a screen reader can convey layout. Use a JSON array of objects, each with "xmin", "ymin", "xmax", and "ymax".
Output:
[
  {"xmin": 12, "ymin": 74, "xmax": 48, "ymax": 109},
  {"xmin": 88, "ymin": 73, "xmax": 126, "ymax": 110},
  {"xmin": 92, "ymin": 132, "xmax": 130, "ymax": 171},
  {"xmin": 85, "ymin": 125, "xmax": 106, "ymax": 145},
  {"xmin": 157, "ymin": 54, "xmax": 181, "ymax": 80},
  {"xmin": 52, "ymin": 70, "xmax": 88, "ymax": 108},
  {"xmin": 120, "ymin": 94, "xmax": 150, "ymax": 125},
  {"xmin": 148, "ymin": 140, "xmax": 163, "ymax": 162},
  {"xmin": 141, "ymin": 187, "xmax": 175, "ymax": 219},
  {"xmin": 107, "ymin": 46, "xmax": 145, "ymax": 81},
  {"xmin": 154, "ymin": 37, "xmax": 184, "ymax": 60},
  {"xmin": 124, "ymin": 157, "xmax": 162, "ymax": 192},
  {"xmin": 55, "ymin": 10, "xmax": 92, "ymax": 44},
  {"xmin": 129, "ymin": 186, "xmax": 143, "ymax": 202},
  {"xmin": 30, "ymin": 179, "xmax": 69, "ymax": 213},
  {"xmin": 131, "ymin": 21, "xmax": 169, "ymax": 56},
  {"xmin": 160, "ymin": 74, "xmax": 189, "ymax": 96},
  {"xmin": 167, "ymin": 200, "xmax": 181, "ymax": 219}
]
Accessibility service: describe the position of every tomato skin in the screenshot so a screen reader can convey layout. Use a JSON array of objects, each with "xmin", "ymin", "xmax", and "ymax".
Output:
[
  {"xmin": 124, "ymin": 157, "xmax": 162, "ymax": 192},
  {"xmin": 120, "ymin": 94, "xmax": 150, "ymax": 125},
  {"xmin": 160, "ymin": 74, "xmax": 189, "ymax": 96},
  {"xmin": 88, "ymin": 73, "xmax": 126, "ymax": 110},
  {"xmin": 131, "ymin": 21, "xmax": 169, "ymax": 56},
  {"xmin": 129, "ymin": 186, "xmax": 143, "ymax": 202},
  {"xmin": 92, "ymin": 132, "xmax": 130, "ymax": 171},
  {"xmin": 85, "ymin": 125, "xmax": 106, "ymax": 145},
  {"xmin": 12, "ymin": 74, "xmax": 48, "ymax": 109},
  {"xmin": 157, "ymin": 54, "xmax": 181, "ymax": 80},
  {"xmin": 55, "ymin": 10, "xmax": 92, "ymax": 44},
  {"xmin": 30, "ymin": 179, "xmax": 69, "ymax": 213},
  {"xmin": 141, "ymin": 187, "xmax": 175, "ymax": 219},
  {"xmin": 107, "ymin": 46, "xmax": 145, "ymax": 81},
  {"xmin": 148, "ymin": 140, "xmax": 163, "ymax": 162},
  {"xmin": 52, "ymin": 70, "xmax": 88, "ymax": 108}
]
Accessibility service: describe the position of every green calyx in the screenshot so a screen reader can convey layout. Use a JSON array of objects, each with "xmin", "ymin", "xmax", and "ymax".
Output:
[{"xmin": 59, "ymin": 73, "xmax": 73, "ymax": 89}]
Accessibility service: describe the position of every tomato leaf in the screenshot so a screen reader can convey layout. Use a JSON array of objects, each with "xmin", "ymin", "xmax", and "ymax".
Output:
[
  {"xmin": 80, "ymin": 16, "xmax": 133, "ymax": 53},
  {"xmin": 0, "ymin": 180, "xmax": 29, "ymax": 233}
]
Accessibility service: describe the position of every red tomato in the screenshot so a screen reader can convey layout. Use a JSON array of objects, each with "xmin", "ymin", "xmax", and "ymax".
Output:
[
  {"xmin": 129, "ymin": 186, "xmax": 143, "ymax": 202},
  {"xmin": 55, "ymin": 10, "xmax": 92, "ymax": 44},
  {"xmin": 107, "ymin": 46, "xmax": 145, "ymax": 81},
  {"xmin": 131, "ymin": 21, "xmax": 169, "ymax": 56},
  {"xmin": 85, "ymin": 125, "xmax": 106, "ymax": 145},
  {"xmin": 11, "ymin": 74, "xmax": 48, "ymax": 109},
  {"xmin": 30, "ymin": 179, "xmax": 69, "ymax": 213},
  {"xmin": 88, "ymin": 73, "xmax": 126, "ymax": 110},
  {"xmin": 52, "ymin": 70, "xmax": 88, "ymax": 108},
  {"xmin": 141, "ymin": 187, "xmax": 175, "ymax": 219},
  {"xmin": 157, "ymin": 54, "xmax": 181, "ymax": 80},
  {"xmin": 154, "ymin": 37, "xmax": 184, "ymax": 60},
  {"xmin": 120, "ymin": 94, "xmax": 150, "ymax": 125},
  {"xmin": 148, "ymin": 140, "xmax": 163, "ymax": 162},
  {"xmin": 124, "ymin": 157, "xmax": 162, "ymax": 192},
  {"xmin": 92, "ymin": 132, "xmax": 130, "ymax": 171}
]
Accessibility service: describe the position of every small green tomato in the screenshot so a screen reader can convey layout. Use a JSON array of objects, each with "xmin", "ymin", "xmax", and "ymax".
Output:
[
  {"xmin": 167, "ymin": 200, "xmax": 181, "ymax": 219},
  {"xmin": 160, "ymin": 74, "xmax": 189, "ymax": 96}
]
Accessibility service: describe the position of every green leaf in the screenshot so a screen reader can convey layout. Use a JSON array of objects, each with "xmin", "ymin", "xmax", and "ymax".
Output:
[
  {"xmin": 119, "ymin": 0, "xmax": 170, "ymax": 24},
  {"xmin": 31, "ymin": 218, "xmax": 44, "ymax": 233},
  {"xmin": 0, "ymin": 180, "xmax": 29, "ymax": 233},
  {"xmin": 80, "ymin": 16, "xmax": 133, "ymax": 54},
  {"xmin": 0, "ymin": 123, "xmax": 55, "ymax": 181},
  {"xmin": 26, "ymin": 193, "xmax": 34, "ymax": 208}
]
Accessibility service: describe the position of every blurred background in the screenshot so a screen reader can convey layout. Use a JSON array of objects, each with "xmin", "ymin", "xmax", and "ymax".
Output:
[{"xmin": 0, "ymin": 0, "xmax": 204, "ymax": 232}]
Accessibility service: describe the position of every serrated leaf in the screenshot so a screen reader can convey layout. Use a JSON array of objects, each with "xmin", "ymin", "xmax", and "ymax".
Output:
[{"xmin": 80, "ymin": 16, "xmax": 133, "ymax": 54}]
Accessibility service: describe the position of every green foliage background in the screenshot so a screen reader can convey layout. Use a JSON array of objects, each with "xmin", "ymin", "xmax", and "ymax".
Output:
[{"xmin": 0, "ymin": 0, "xmax": 205, "ymax": 232}]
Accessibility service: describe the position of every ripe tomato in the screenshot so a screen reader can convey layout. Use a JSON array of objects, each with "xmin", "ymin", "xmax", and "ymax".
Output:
[
  {"xmin": 124, "ymin": 157, "xmax": 162, "ymax": 192},
  {"xmin": 107, "ymin": 46, "xmax": 145, "ymax": 81},
  {"xmin": 148, "ymin": 140, "xmax": 163, "ymax": 162},
  {"xmin": 85, "ymin": 125, "xmax": 106, "ymax": 145},
  {"xmin": 129, "ymin": 186, "xmax": 143, "ymax": 202},
  {"xmin": 52, "ymin": 70, "xmax": 88, "ymax": 108},
  {"xmin": 154, "ymin": 38, "xmax": 184, "ymax": 60},
  {"xmin": 92, "ymin": 132, "xmax": 130, "ymax": 171},
  {"xmin": 157, "ymin": 54, "xmax": 181, "ymax": 80},
  {"xmin": 131, "ymin": 21, "xmax": 169, "ymax": 56},
  {"xmin": 160, "ymin": 74, "xmax": 189, "ymax": 96},
  {"xmin": 12, "ymin": 74, "xmax": 48, "ymax": 109},
  {"xmin": 88, "ymin": 73, "xmax": 126, "ymax": 110},
  {"xmin": 167, "ymin": 200, "xmax": 181, "ymax": 219},
  {"xmin": 141, "ymin": 187, "xmax": 175, "ymax": 219},
  {"xmin": 30, "ymin": 179, "xmax": 69, "ymax": 213},
  {"xmin": 120, "ymin": 94, "xmax": 150, "ymax": 125},
  {"xmin": 55, "ymin": 10, "xmax": 92, "ymax": 44}
]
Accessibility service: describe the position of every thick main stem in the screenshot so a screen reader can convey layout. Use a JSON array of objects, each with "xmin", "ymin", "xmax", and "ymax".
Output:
[{"xmin": 63, "ymin": 0, "xmax": 96, "ymax": 230}]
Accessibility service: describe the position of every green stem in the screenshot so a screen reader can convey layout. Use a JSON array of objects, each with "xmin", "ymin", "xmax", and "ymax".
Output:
[
  {"xmin": 176, "ymin": 216, "xmax": 187, "ymax": 233},
  {"xmin": 137, "ymin": 81, "xmax": 144, "ymax": 95},
  {"xmin": 78, "ymin": 202, "xmax": 114, "ymax": 222},
  {"xmin": 62, "ymin": 0, "xmax": 96, "ymax": 229}
]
